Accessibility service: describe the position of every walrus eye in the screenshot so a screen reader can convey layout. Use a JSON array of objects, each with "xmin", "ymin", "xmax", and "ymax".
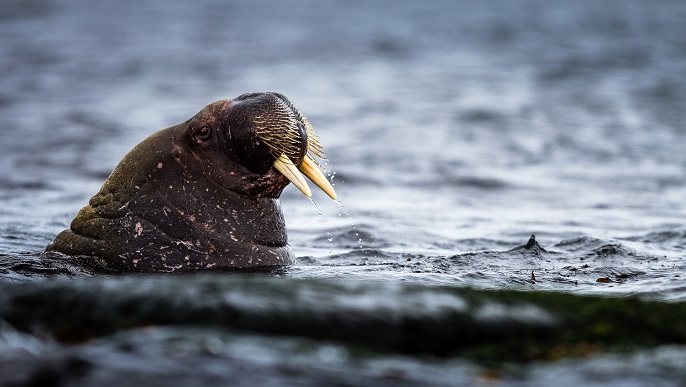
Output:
[{"xmin": 192, "ymin": 125, "xmax": 212, "ymax": 145}]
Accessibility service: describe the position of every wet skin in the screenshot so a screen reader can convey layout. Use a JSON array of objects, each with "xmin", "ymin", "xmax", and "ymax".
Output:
[{"xmin": 46, "ymin": 93, "xmax": 335, "ymax": 272}]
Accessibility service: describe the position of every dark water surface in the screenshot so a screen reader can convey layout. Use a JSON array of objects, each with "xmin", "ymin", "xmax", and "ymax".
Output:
[{"xmin": 1, "ymin": 0, "xmax": 686, "ymax": 385}]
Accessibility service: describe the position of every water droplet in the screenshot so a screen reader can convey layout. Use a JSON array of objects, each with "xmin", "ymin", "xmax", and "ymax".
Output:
[
  {"xmin": 334, "ymin": 199, "xmax": 375, "ymax": 253},
  {"xmin": 329, "ymin": 171, "xmax": 337, "ymax": 187},
  {"xmin": 308, "ymin": 197, "xmax": 321, "ymax": 215}
]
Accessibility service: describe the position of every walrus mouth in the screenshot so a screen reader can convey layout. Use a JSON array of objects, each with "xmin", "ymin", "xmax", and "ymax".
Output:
[{"xmin": 253, "ymin": 94, "xmax": 337, "ymax": 200}]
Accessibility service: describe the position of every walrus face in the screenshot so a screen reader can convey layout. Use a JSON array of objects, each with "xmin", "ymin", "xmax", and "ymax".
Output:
[
  {"xmin": 178, "ymin": 92, "xmax": 336, "ymax": 200},
  {"xmin": 46, "ymin": 92, "xmax": 335, "ymax": 272}
]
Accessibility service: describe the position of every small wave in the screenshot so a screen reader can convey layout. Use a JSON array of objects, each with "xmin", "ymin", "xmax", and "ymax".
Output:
[
  {"xmin": 551, "ymin": 236, "xmax": 609, "ymax": 252},
  {"xmin": 0, "ymin": 253, "xmax": 94, "ymax": 281},
  {"xmin": 623, "ymin": 228, "xmax": 686, "ymax": 250},
  {"xmin": 311, "ymin": 225, "xmax": 384, "ymax": 249}
]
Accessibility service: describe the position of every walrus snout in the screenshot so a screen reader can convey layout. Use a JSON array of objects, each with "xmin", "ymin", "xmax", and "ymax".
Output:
[
  {"xmin": 223, "ymin": 93, "xmax": 308, "ymax": 174},
  {"xmin": 224, "ymin": 92, "xmax": 337, "ymax": 200}
]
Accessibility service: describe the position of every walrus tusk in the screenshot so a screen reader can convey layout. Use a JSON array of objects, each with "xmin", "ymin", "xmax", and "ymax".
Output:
[
  {"xmin": 298, "ymin": 155, "xmax": 337, "ymax": 200},
  {"xmin": 273, "ymin": 154, "xmax": 312, "ymax": 198}
]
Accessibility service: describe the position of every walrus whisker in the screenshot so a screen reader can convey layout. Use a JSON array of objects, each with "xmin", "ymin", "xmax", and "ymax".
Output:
[
  {"xmin": 250, "ymin": 96, "xmax": 334, "ymax": 199},
  {"xmin": 300, "ymin": 114, "xmax": 326, "ymax": 158}
]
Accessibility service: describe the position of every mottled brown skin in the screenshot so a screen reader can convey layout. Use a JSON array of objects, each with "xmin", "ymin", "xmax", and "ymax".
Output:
[{"xmin": 46, "ymin": 93, "xmax": 308, "ymax": 272}]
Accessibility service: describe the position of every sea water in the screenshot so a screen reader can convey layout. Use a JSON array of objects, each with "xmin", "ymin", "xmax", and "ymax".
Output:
[{"xmin": 1, "ymin": 1, "xmax": 686, "ymax": 385}]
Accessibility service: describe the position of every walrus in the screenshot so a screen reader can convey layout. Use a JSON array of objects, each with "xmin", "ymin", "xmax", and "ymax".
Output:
[{"xmin": 46, "ymin": 92, "xmax": 336, "ymax": 272}]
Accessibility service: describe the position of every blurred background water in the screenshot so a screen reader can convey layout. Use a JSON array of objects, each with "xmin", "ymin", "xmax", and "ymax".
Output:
[{"xmin": 1, "ymin": 0, "xmax": 686, "ymax": 385}]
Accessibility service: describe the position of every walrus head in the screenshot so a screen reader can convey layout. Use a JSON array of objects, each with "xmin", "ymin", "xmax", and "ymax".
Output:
[{"xmin": 46, "ymin": 93, "xmax": 336, "ymax": 272}]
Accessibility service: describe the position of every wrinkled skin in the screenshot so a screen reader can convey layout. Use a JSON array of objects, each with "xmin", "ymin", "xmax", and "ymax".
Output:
[{"xmin": 47, "ymin": 93, "xmax": 309, "ymax": 272}]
